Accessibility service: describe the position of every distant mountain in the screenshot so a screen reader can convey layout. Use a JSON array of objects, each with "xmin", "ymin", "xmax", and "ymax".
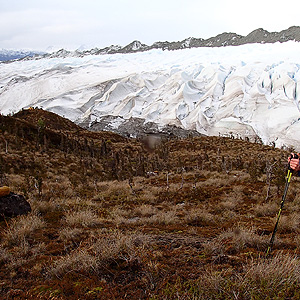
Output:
[
  {"xmin": 36, "ymin": 26, "xmax": 300, "ymax": 59},
  {"xmin": 0, "ymin": 49, "xmax": 45, "ymax": 62},
  {"xmin": 2, "ymin": 26, "xmax": 300, "ymax": 62}
]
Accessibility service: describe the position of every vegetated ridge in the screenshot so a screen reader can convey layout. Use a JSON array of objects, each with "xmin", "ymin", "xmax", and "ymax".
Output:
[{"xmin": 2, "ymin": 108, "xmax": 300, "ymax": 299}]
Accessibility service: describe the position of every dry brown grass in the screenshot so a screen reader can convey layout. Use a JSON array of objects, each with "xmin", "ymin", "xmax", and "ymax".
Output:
[
  {"xmin": 215, "ymin": 227, "xmax": 268, "ymax": 253},
  {"xmin": 64, "ymin": 209, "xmax": 101, "ymax": 227},
  {"xmin": 30, "ymin": 198, "xmax": 60, "ymax": 215},
  {"xmin": 192, "ymin": 252, "xmax": 300, "ymax": 300},
  {"xmin": 184, "ymin": 208, "xmax": 217, "ymax": 226},
  {"xmin": 110, "ymin": 205, "xmax": 180, "ymax": 226},
  {"xmin": 48, "ymin": 232, "xmax": 148, "ymax": 279},
  {"xmin": 145, "ymin": 209, "xmax": 179, "ymax": 225},
  {"xmin": 3, "ymin": 214, "xmax": 46, "ymax": 247},
  {"xmin": 58, "ymin": 227, "xmax": 84, "ymax": 243},
  {"xmin": 278, "ymin": 213, "xmax": 300, "ymax": 233},
  {"xmin": 203, "ymin": 227, "xmax": 269, "ymax": 255},
  {"xmin": 47, "ymin": 248, "xmax": 98, "ymax": 279},
  {"xmin": 253, "ymin": 201, "xmax": 279, "ymax": 217}
]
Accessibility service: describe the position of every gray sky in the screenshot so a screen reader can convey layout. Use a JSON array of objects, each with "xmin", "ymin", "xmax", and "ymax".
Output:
[{"xmin": 1, "ymin": 0, "xmax": 300, "ymax": 51}]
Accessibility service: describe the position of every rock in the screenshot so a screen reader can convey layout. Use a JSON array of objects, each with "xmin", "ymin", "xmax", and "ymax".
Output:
[
  {"xmin": 0, "ymin": 186, "xmax": 10, "ymax": 197},
  {"xmin": 0, "ymin": 192, "xmax": 31, "ymax": 219}
]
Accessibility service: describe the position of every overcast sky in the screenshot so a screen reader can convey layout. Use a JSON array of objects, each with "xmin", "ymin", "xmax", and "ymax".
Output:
[{"xmin": 1, "ymin": 0, "xmax": 300, "ymax": 51}]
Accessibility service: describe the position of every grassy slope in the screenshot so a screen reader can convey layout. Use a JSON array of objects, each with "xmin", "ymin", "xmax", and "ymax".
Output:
[{"xmin": 1, "ymin": 109, "xmax": 300, "ymax": 299}]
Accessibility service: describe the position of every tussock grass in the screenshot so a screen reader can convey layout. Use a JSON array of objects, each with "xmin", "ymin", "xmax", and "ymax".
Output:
[
  {"xmin": 203, "ymin": 227, "xmax": 268, "ymax": 256},
  {"xmin": 219, "ymin": 227, "xmax": 268, "ymax": 252},
  {"xmin": 192, "ymin": 253, "xmax": 300, "ymax": 300},
  {"xmin": 185, "ymin": 208, "xmax": 217, "ymax": 226},
  {"xmin": 146, "ymin": 210, "xmax": 179, "ymax": 225},
  {"xmin": 110, "ymin": 205, "xmax": 179, "ymax": 225},
  {"xmin": 31, "ymin": 198, "xmax": 60, "ymax": 215},
  {"xmin": 47, "ymin": 249, "xmax": 98, "ymax": 279},
  {"xmin": 3, "ymin": 214, "xmax": 46, "ymax": 247},
  {"xmin": 253, "ymin": 201, "xmax": 279, "ymax": 217},
  {"xmin": 48, "ymin": 232, "xmax": 148, "ymax": 279},
  {"xmin": 58, "ymin": 227, "xmax": 83, "ymax": 242},
  {"xmin": 64, "ymin": 209, "xmax": 101, "ymax": 227},
  {"xmin": 134, "ymin": 204, "xmax": 158, "ymax": 217},
  {"xmin": 278, "ymin": 213, "xmax": 300, "ymax": 233}
]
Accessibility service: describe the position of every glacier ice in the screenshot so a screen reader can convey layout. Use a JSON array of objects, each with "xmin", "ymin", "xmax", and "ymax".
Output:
[{"xmin": 1, "ymin": 42, "xmax": 300, "ymax": 148}]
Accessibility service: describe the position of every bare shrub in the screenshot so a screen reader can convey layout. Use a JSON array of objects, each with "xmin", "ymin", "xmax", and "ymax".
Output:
[{"xmin": 64, "ymin": 209, "xmax": 101, "ymax": 227}]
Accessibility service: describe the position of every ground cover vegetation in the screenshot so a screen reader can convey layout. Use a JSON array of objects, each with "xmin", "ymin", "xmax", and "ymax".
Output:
[{"xmin": 1, "ymin": 109, "xmax": 300, "ymax": 299}]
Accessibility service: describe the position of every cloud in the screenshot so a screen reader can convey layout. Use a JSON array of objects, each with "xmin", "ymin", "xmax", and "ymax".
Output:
[
  {"xmin": 1, "ymin": 0, "xmax": 299, "ymax": 50},
  {"xmin": 0, "ymin": 7, "xmax": 104, "ymax": 49},
  {"xmin": 217, "ymin": 0, "xmax": 300, "ymax": 35}
]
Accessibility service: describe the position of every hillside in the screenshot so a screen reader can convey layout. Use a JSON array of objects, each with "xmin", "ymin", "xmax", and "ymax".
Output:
[{"xmin": 1, "ymin": 109, "xmax": 300, "ymax": 299}]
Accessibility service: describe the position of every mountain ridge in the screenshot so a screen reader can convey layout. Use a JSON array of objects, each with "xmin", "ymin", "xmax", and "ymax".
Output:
[
  {"xmin": 38, "ymin": 26, "xmax": 300, "ymax": 59},
  {"xmin": 1, "ymin": 26, "xmax": 300, "ymax": 62}
]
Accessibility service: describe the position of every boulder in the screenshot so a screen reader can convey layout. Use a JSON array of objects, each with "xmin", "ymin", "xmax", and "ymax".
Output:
[
  {"xmin": 0, "ymin": 192, "xmax": 31, "ymax": 219},
  {"xmin": 0, "ymin": 186, "xmax": 10, "ymax": 197}
]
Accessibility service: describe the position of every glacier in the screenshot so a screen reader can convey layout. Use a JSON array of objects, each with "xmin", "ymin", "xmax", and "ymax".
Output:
[{"xmin": 1, "ymin": 41, "xmax": 300, "ymax": 148}]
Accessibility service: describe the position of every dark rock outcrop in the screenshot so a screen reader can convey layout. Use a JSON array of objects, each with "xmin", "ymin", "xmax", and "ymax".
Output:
[
  {"xmin": 0, "ymin": 193, "xmax": 31, "ymax": 219},
  {"xmin": 85, "ymin": 115, "xmax": 202, "ymax": 139}
]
